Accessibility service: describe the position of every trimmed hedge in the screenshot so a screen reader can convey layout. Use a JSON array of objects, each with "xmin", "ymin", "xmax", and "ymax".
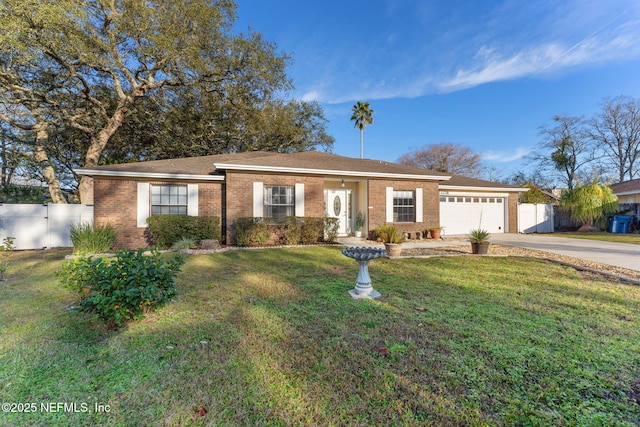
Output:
[
  {"xmin": 146, "ymin": 215, "xmax": 221, "ymax": 248},
  {"xmin": 235, "ymin": 216, "xmax": 337, "ymax": 246}
]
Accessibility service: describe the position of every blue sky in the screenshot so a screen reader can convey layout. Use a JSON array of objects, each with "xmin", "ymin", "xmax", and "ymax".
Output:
[{"xmin": 235, "ymin": 0, "xmax": 640, "ymax": 180}]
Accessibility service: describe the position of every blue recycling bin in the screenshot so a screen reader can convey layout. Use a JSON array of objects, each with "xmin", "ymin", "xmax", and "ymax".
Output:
[{"xmin": 609, "ymin": 215, "xmax": 631, "ymax": 234}]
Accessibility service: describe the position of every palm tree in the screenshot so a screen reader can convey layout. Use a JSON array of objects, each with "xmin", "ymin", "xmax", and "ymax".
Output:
[
  {"xmin": 560, "ymin": 181, "xmax": 618, "ymax": 231},
  {"xmin": 350, "ymin": 102, "xmax": 374, "ymax": 159}
]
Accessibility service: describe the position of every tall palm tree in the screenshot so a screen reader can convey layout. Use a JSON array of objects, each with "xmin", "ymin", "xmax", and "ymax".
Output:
[{"xmin": 350, "ymin": 101, "xmax": 374, "ymax": 159}]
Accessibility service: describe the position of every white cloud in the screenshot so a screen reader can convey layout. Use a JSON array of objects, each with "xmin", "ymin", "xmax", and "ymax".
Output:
[
  {"xmin": 482, "ymin": 147, "xmax": 531, "ymax": 162},
  {"xmin": 291, "ymin": 2, "xmax": 640, "ymax": 104}
]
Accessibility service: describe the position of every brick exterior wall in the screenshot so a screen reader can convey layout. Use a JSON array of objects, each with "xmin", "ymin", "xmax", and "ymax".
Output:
[
  {"xmin": 367, "ymin": 179, "xmax": 440, "ymax": 238},
  {"xmin": 225, "ymin": 171, "xmax": 325, "ymax": 244},
  {"xmin": 93, "ymin": 178, "xmax": 222, "ymax": 249},
  {"xmin": 507, "ymin": 192, "xmax": 518, "ymax": 233}
]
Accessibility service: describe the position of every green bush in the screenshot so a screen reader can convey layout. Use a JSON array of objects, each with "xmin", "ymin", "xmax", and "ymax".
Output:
[
  {"xmin": 235, "ymin": 217, "xmax": 270, "ymax": 246},
  {"xmin": 300, "ymin": 217, "xmax": 324, "ymax": 244},
  {"xmin": 0, "ymin": 236, "xmax": 15, "ymax": 281},
  {"xmin": 70, "ymin": 222, "xmax": 117, "ymax": 255},
  {"xmin": 147, "ymin": 215, "xmax": 220, "ymax": 248},
  {"xmin": 323, "ymin": 217, "xmax": 339, "ymax": 243},
  {"xmin": 374, "ymin": 224, "xmax": 405, "ymax": 244},
  {"xmin": 58, "ymin": 249, "xmax": 184, "ymax": 328},
  {"xmin": 275, "ymin": 217, "xmax": 302, "ymax": 245},
  {"xmin": 235, "ymin": 216, "xmax": 330, "ymax": 246}
]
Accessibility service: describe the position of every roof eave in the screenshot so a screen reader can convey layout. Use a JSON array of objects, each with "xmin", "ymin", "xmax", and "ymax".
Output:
[
  {"xmin": 214, "ymin": 163, "xmax": 450, "ymax": 181},
  {"xmin": 74, "ymin": 168, "xmax": 224, "ymax": 181},
  {"xmin": 440, "ymin": 184, "xmax": 529, "ymax": 192}
]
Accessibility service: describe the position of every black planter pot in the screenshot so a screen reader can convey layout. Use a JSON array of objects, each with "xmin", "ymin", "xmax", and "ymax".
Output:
[{"xmin": 471, "ymin": 242, "xmax": 490, "ymax": 254}]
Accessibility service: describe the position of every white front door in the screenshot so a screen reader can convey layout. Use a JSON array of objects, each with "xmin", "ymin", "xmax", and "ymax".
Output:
[{"xmin": 325, "ymin": 189, "xmax": 351, "ymax": 235}]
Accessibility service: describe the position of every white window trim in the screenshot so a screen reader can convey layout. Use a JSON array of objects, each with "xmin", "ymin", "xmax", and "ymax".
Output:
[
  {"xmin": 415, "ymin": 188, "xmax": 423, "ymax": 223},
  {"xmin": 295, "ymin": 183, "xmax": 304, "ymax": 216},
  {"xmin": 187, "ymin": 184, "xmax": 198, "ymax": 216},
  {"xmin": 137, "ymin": 183, "xmax": 150, "ymax": 228},
  {"xmin": 253, "ymin": 182, "xmax": 264, "ymax": 217},
  {"xmin": 137, "ymin": 183, "xmax": 199, "ymax": 228},
  {"xmin": 385, "ymin": 187, "xmax": 394, "ymax": 222}
]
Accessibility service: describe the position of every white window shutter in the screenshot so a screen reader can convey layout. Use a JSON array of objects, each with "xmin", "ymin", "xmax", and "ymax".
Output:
[
  {"xmin": 137, "ymin": 183, "xmax": 150, "ymax": 228},
  {"xmin": 253, "ymin": 182, "xmax": 264, "ymax": 217},
  {"xmin": 415, "ymin": 188, "xmax": 423, "ymax": 223},
  {"xmin": 187, "ymin": 184, "xmax": 198, "ymax": 216},
  {"xmin": 385, "ymin": 187, "xmax": 394, "ymax": 223},
  {"xmin": 295, "ymin": 183, "xmax": 305, "ymax": 216}
]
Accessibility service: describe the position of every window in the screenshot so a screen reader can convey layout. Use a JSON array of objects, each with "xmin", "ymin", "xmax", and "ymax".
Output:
[
  {"xmin": 393, "ymin": 190, "xmax": 414, "ymax": 222},
  {"xmin": 151, "ymin": 185, "xmax": 187, "ymax": 215},
  {"xmin": 265, "ymin": 186, "xmax": 294, "ymax": 218}
]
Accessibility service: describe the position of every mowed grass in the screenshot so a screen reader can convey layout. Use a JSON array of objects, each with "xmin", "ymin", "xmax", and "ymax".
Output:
[
  {"xmin": 1, "ymin": 247, "xmax": 640, "ymax": 426},
  {"xmin": 553, "ymin": 232, "xmax": 640, "ymax": 245}
]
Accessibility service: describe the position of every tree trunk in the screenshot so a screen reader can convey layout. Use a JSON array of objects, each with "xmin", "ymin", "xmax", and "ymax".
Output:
[
  {"xmin": 78, "ymin": 107, "xmax": 129, "ymax": 204},
  {"xmin": 34, "ymin": 125, "xmax": 67, "ymax": 204}
]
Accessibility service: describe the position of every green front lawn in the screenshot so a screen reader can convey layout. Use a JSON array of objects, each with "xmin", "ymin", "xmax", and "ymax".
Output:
[
  {"xmin": 1, "ymin": 247, "xmax": 639, "ymax": 426},
  {"xmin": 553, "ymin": 232, "xmax": 640, "ymax": 244}
]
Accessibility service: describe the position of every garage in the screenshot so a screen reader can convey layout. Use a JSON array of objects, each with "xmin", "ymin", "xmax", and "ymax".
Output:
[{"xmin": 439, "ymin": 193, "xmax": 508, "ymax": 235}]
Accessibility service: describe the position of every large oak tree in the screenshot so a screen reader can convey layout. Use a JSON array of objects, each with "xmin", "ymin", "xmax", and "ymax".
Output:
[{"xmin": 0, "ymin": 0, "xmax": 307, "ymax": 203}]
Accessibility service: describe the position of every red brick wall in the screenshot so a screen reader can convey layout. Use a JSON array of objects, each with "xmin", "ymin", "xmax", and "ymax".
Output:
[
  {"xmin": 507, "ymin": 193, "xmax": 518, "ymax": 233},
  {"xmin": 225, "ymin": 171, "xmax": 325, "ymax": 243},
  {"xmin": 93, "ymin": 178, "xmax": 223, "ymax": 249},
  {"xmin": 367, "ymin": 179, "xmax": 440, "ymax": 238}
]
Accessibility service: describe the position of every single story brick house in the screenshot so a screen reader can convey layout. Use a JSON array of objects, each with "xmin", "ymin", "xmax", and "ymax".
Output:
[
  {"xmin": 610, "ymin": 178, "xmax": 640, "ymax": 216},
  {"xmin": 75, "ymin": 151, "xmax": 526, "ymax": 248}
]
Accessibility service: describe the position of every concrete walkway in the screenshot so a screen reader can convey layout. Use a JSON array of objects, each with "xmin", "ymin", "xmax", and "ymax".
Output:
[{"xmin": 338, "ymin": 233, "xmax": 640, "ymax": 272}]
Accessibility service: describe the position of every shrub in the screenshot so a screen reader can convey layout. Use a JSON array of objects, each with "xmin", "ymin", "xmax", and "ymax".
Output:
[
  {"xmin": 70, "ymin": 222, "xmax": 117, "ymax": 255},
  {"xmin": 374, "ymin": 224, "xmax": 405, "ymax": 244},
  {"xmin": 58, "ymin": 249, "xmax": 184, "ymax": 328},
  {"xmin": 275, "ymin": 217, "xmax": 302, "ymax": 245},
  {"xmin": 235, "ymin": 216, "xmax": 331, "ymax": 246},
  {"xmin": 324, "ymin": 217, "xmax": 339, "ymax": 243},
  {"xmin": 0, "ymin": 236, "xmax": 15, "ymax": 281},
  {"xmin": 235, "ymin": 217, "xmax": 270, "ymax": 246},
  {"xmin": 147, "ymin": 215, "xmax": 220, "ymax": 248},
  {"xmin": 171, "ymin": 236, "xmax": 198, "ymax": 251},
  {"xmin": 300, "ymin": 217, "xmax": 324, "ymax": 244}
]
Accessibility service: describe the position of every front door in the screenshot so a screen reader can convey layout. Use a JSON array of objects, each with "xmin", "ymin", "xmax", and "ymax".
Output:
[{"xmin": 325, "ymin": 189, "xmax": 351, "ymax": 235}]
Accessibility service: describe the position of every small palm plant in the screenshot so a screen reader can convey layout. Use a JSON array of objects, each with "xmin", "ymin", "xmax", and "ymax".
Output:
[{"xmin": 468, "ymin": 228, "xmax": 490, "ymax": 243}]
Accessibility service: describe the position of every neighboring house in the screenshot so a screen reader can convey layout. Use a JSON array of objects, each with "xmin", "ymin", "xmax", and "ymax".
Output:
[
  {"xmin": 610, "ymin": 178, "xmax": 640, "ymax": 215},
  {"xmin": 75, "ymin": 151, "xmax": 526, "ymax": 248}
]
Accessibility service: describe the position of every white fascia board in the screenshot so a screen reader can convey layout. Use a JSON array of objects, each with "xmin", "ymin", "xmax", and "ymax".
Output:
[
  {"xmin": 214, "ymin": 163, "xmax": 450, "ymax": 181},
  {"xmin": 613, "ymin": 190, "xmax": 640, "ymax": 196},
  {"xmin": 440, "ymin": 185, "xmax": 528, "ymax": 193},
  {"xmin": 74, "ymin": 168, "xmax": 224, "ymax": 181}
]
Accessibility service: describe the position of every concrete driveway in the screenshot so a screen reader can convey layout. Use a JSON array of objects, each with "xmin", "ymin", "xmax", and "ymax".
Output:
[{"xmin": 491, "ymin": 233, "xmax": 640, "ymax": 272}]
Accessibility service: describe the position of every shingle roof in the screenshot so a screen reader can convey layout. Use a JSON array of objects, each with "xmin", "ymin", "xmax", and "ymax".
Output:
[
  {"xmin": 76, "ymin": 151, "xmax": 450, "ymax": 180},
  {"xmin": 75, "ymin": 151, "xmax": 524, "ymax": 191},
  {"xmin": 610, "ymin": 178, "xmax": 640, "ymax": 195},
  {"xmin": 213, "ymin": 151, "xmax": 450, "ymax": 178}
]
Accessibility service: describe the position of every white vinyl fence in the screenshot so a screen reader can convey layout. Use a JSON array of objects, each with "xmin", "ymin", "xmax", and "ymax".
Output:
[
  {"xmin": 0, "ymin": 204, "xmax": 94, "ymax": 250},
  {"xmin": 518, "ymin": 203, "xmax": 554, "ymax": 233}
]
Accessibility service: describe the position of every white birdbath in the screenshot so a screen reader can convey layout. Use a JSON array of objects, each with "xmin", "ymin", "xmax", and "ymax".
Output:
[{"xmin": 342, "ymin": 247, "xmax": 387, "ymax": 299}]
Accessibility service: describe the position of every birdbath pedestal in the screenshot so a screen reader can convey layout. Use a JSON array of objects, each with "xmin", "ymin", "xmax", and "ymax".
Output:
[{"xmin": 341, "ymin": 247, "xmax": 387, "ymax": 299}]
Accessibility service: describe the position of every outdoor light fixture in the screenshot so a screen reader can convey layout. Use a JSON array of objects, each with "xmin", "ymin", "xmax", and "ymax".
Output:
[{"xmin": 341, "ymin": 179, "xmax": 345, "ymax": 187}]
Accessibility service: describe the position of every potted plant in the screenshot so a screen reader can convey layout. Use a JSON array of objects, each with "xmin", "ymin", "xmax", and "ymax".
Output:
[
  {"xmin": 468, "ymin": 228, "xmax": 490, "ymax": 254},
  {"xmin": 354, "ymin": 211, "xmax": 365, "ymax": 238},
  {"xmin": 374, "ymin": 224, "xmax": 405, "ymax": 257},
  {"xmin": 427, "ymin": 225, "xmax": 443, "ymax": 239}
]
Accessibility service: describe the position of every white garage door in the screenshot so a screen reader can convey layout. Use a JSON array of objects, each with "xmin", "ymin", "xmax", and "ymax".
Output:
[{"xmin": 439, "ymin": 195, "xmax": 506, "ymax": 235}]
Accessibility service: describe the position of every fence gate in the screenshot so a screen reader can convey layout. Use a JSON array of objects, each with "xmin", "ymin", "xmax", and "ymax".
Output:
[
  {"xmin": 518, "ymin": 203, "xmax": 554, "ymax": 234},
  {"xmin": 0, "ymin": 204, "xmax": 94, "ymax": 250}
]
